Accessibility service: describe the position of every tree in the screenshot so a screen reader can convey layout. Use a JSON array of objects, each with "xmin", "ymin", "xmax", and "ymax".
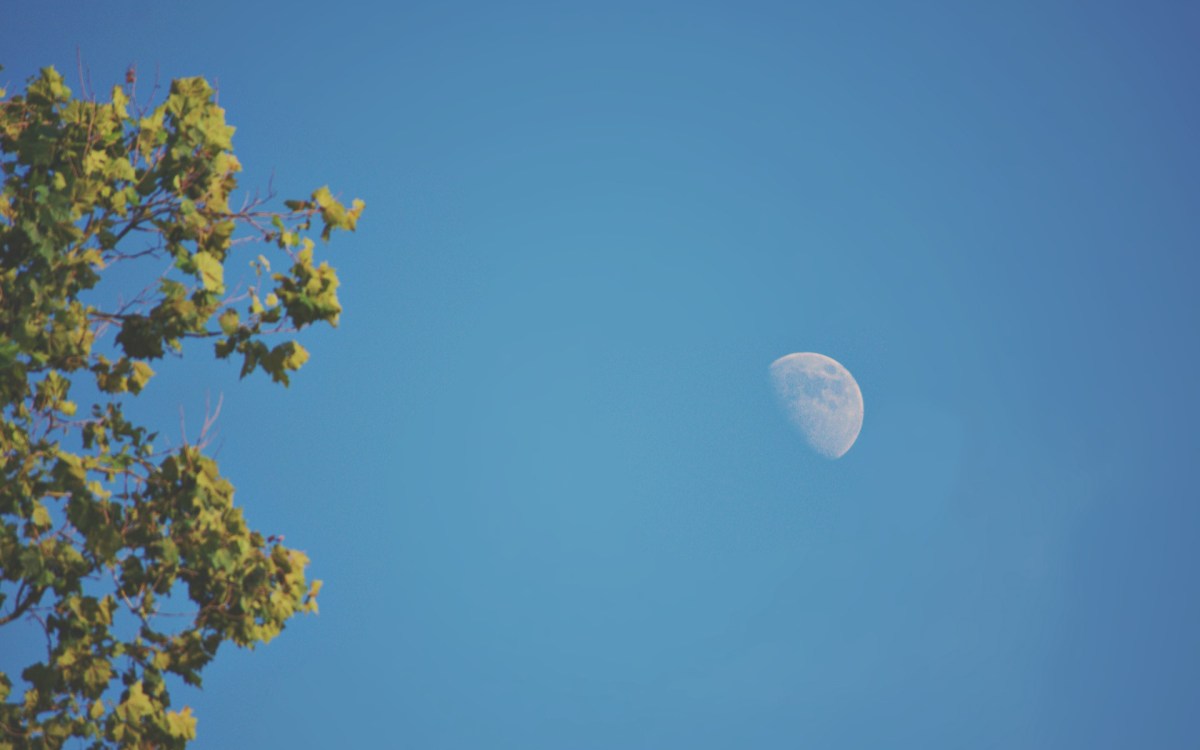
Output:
[{"xmin": 0, "ymin": 66, "xmax": 362, "ymax": 748}]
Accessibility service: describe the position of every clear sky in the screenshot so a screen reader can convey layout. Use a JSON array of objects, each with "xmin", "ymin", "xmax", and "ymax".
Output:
[{"xmin": 4, "ymin": 2, "xmax": 1200, "ymax": 747}]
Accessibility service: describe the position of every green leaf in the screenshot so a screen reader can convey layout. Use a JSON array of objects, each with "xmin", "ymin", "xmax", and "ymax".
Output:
[
  {"xmin": 211, "ymin": 548, "xmax": 236, "ymax": 572},
  {"xmin": 218, "ymin": 308, "xmax": 240, "ymax": 335},
  {"xmin": 0, "ymin": 65, "xmax": 360, "ymax": 748},
  {"xmin": 116, "ymin": 315, "xmax": 166, "ymax": 359}
]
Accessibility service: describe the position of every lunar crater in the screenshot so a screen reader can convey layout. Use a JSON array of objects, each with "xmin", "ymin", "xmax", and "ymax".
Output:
[{"xmin": 770, "ymin": 352, "xmax": 864, "ymax": 459}]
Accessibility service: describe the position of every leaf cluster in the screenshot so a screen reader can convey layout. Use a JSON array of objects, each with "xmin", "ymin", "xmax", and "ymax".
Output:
[{"xmin": 0, "ymin": 67, "xmax": 360, "ymax": 748}]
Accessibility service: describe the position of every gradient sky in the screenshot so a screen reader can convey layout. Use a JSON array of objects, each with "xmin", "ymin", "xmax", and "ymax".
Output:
[{"xmin": 4, "ymin": 2, "xmax": 1200, "ymax": 747}]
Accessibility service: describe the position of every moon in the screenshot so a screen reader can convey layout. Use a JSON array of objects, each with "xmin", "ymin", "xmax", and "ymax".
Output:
[{"xmin": 770, "ymin": 352, "xmax": 864, "ymax": 459}]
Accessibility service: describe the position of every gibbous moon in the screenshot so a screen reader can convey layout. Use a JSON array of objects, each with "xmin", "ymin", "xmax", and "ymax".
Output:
[{"xmin": 770, "ymin": 352, "xmax": 864, "ymax": 459}]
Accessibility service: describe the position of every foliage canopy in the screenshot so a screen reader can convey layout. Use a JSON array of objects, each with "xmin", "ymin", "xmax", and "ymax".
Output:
[{"xmin": 0, "ymin": 66, "xmax": 362, "ymax": 748}]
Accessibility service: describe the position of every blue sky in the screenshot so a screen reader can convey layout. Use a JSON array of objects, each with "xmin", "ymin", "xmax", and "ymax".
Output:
[{"xmin": 4, "ymin": 1, "xmax": 1200, "ymax": 747}]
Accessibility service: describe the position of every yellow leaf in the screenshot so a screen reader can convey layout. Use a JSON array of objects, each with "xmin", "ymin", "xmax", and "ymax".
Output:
[
  {"xmin": 165, "ymin": 707, "xmax": 197, "ymax": 739},
  {"xmin": 129, "ymin": 361, "xmax": 155, "ymax": 394},
  {"xmin": 193, "ymin": 252, "xmax": 224, "ymax": 292},
  {"xmin": 83, "ymin": 150, "xmax": 109, "ymax": 175},
  {"xmin": 116, "ymin": 682, "xmax": 153, "ymax": 721}
]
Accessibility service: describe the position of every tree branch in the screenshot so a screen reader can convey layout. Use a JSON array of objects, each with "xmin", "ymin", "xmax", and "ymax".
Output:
[{"xmin": 0, "ymin": 583, "xmax": 45, "ymax": 627}]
